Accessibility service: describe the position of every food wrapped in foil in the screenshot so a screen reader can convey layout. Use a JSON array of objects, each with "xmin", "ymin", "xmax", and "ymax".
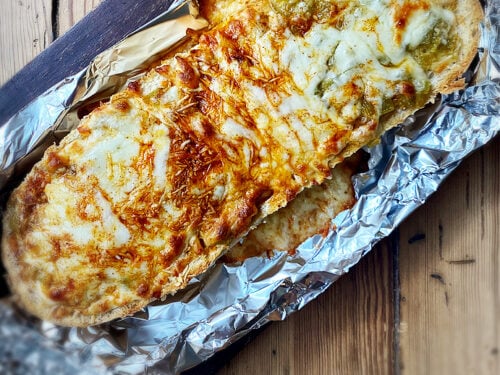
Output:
[{"xmin": 0, "ymin": 0, "xmax": 498, "ymax": 373}]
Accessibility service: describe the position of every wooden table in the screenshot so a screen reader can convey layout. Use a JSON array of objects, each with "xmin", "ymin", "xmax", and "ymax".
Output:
[{"xmin": 1, "ymin": 1, "xmax": 498, "ymax": 373}]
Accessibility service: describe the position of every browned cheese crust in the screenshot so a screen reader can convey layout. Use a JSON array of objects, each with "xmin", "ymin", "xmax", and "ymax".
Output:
[
  {"xmin": 224, "ymin": 155, "xmax": 361, "ymax": 263},
  {"xmin": 1, "ymin": 0, "xmax": 483, "ymax": 326}
]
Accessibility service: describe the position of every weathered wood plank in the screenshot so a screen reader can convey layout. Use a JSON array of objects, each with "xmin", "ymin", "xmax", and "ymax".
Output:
[
  {"xmin": 0, "ymin": 0, "xmax": 173, "ymax": 125},
  {"xmin": 218, "ymin": 240, "xmax": 395, "ymax": 375},
  {"xmin": 0, "ymin": 0, "xmax": 53, "ymax": 85},
  {"xmin": 398, "ymin": 137, "xmax": 500, "ymax": 374},
  {"xmin": 57, "ymin": 0, "xmax": 102, "ymax": 36}
]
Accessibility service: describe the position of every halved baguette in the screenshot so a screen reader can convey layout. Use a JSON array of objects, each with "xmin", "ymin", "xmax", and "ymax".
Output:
[{"xmin": 1, "ymin": 0, "xmax": 482, "ymax": 326}]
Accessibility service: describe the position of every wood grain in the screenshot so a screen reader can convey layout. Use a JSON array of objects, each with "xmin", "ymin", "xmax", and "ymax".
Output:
[
  {"xmin": 218, "ymin": 240, "xmax": 395, "ymax": 375},
  {"xmin": 57, "ymin": 0, "xmax": 102, "ymax": 36},
  {"xmin": 399, "ymin": 137, "xmax": 500, "ymax": 375},
  {"xmin": 0, "ymin": 0, "xmax": 53, "ymax": 85},
  {"xmin": 0, "ymin": 0, "xmax": 172, "ymax": 125}
]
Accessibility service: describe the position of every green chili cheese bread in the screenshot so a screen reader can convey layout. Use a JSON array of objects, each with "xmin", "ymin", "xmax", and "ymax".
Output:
[{"xmin": 1, "ymin": 0, "xmax": 482, "ymax": 326}]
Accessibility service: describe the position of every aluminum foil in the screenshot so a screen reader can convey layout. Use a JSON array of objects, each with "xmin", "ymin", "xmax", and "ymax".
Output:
[{"xmin": 0, "ymin": 0, "xmax": 499, "ymax": 374}]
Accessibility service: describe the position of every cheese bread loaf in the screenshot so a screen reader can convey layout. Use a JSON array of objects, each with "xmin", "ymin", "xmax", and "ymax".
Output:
[{"xmin": 1, "ymin": 0, "xmax": 482, "ymax": 326}]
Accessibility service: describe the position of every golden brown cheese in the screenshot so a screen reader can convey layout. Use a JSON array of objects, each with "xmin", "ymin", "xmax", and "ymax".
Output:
[
  {"xmin": 1, "ymin": 0, "xmax": 482, "ymax": 326},
  {"xmin": 224, "ymin": 156, "xmax": 361, "ymax": 263}
]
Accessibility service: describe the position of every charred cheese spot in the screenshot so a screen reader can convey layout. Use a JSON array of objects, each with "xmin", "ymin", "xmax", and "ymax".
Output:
[
  {"xmin": 49, "ymin": 287, "xmax": 68, "ymax": 302},
  {"xmin": 214, "ymin": 222, "xmax": 230, "ymax": 241},
  {"xmin": 152, "ymin": 289, "xmax": 162, "ymax": 299},
  {"xmin": 175, "ymin": 56, "xmax": 200, "ymax": 89},
  {"xmin": 47, "ymin": 151, "xmax": 70, "ymax": 172},
  {"xmin": 400, "ymin": 81, "xmax": 416, "ymax": 96},
  {"xmin": 49, "ymin": 279, "xmax": 75, "ymax": 303},
  {"xmin": 291, "ymin": 16, "xmax": 313, "ymax": 36},
  {"xmin": 169, "ymin": 234, "xmax": 185, "ymax": 255},
  {"xmin": 200, "ymin": 33, "xmax": 217, "ymax": 50},
  {"xmin": 137, "ymin": 283, "xmax": 149, "ymax": 297},
  {"xmin": 160, "ymin": 236, "xmax": 185, "ymax": 268}
]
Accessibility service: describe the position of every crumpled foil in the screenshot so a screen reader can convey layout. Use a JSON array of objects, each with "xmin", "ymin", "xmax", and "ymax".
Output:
[{"xmin": 0, "ymin": 0, "xmax": 499, "ymax": 373}]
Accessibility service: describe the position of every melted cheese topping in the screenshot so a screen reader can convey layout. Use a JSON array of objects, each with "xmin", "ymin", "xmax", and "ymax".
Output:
[
  {"xmin": 3, "ymin": 0, "xmax": 464, "ymax": 324},
  {"xmin": 224, "ymin": 158, "xmax": 358, "ymax": 262}
]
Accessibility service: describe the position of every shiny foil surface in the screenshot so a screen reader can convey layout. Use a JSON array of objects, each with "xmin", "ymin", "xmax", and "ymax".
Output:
[{"xmin": 0, "ymin": 1, "xmax": 499, "ymax": 373}]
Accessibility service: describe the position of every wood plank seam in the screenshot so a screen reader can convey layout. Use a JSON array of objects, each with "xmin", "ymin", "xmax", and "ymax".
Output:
[
  {"xmin": 391, "ymin": 229, "xmax": 402, "ymax": 375},
  {"xmin": 51, "ymin": 0, "xmax": 59, "ymax": 40}
]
